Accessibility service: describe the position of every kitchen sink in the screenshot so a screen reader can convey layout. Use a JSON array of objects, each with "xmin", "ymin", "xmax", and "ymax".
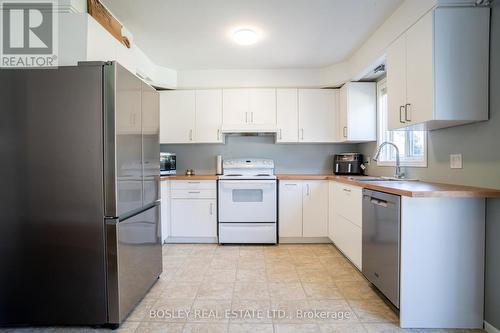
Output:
[{"xmin": 347, "ymin": 176, "xmax": 414, "ymax": 182}]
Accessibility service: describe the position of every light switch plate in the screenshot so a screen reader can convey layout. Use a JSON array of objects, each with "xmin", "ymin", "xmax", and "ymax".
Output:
[{"xmin": 450, "ymin": 154, "xmax": 463, "ymax": 169}]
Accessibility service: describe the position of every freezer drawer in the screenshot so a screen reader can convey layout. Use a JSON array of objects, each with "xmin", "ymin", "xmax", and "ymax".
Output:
[
  {"xmin": 362, "ymin": 189, "xmax": 401, "ymax": 308},
  {"xmin": 106, "ymin": 203, "xmax": 163, "ymax": 324}
]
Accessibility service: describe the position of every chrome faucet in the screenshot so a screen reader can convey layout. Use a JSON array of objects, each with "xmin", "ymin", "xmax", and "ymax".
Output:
[{"xmin": 372, "ymin": 142, "xmax": 405, "ymax": 179}]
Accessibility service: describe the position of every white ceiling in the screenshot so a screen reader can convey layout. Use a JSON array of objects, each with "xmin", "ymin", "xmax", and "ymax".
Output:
[{"xmin": 101, "ymin": 0, "xmax": 403, "ymax": 70}]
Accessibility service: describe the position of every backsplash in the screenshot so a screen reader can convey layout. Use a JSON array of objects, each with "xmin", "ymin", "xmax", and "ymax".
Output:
[{"xmin": 161, "ymin": 135, "xmax": 358, "ymax": 174}]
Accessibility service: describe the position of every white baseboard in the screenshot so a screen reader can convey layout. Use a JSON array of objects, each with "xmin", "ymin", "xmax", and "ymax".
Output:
[
  {"xmin": 485, "ymin": 321, "xmax": 500, "ymax": 333},
  {"xmin": 279, "ymin": 237, "xmax": 332, "ymax": 244}
]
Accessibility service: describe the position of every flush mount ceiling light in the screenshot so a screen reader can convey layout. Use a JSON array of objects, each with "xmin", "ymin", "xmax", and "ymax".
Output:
[{"xmin": 232, "ymin": 28, "xmax": 259, "ymax": 46}]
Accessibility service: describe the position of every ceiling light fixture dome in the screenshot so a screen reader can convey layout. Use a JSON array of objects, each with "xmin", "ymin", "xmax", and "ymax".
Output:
[{"xmin": 232, "ymin": 28, "xmax": 259, "ymax": 45}]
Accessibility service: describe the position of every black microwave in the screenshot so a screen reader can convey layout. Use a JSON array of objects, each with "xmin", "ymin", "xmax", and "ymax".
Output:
[{"xmin": 160, "ymin": 152, "xmax": 176, "ymax": 175}]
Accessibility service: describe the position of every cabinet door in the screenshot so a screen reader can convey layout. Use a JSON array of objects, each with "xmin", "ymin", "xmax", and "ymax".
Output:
[
  {"xmin": 160, "ymin": 180, "xmax": 170, "ymax": 243},
  {"xmin": 338, "ymin": 85, "xmax": 348, "ymax": 141},
  {"xmin": 195, "ymin": 89, "xmax": 223, "ymax": 143},
  {"xmin": 346, "ymin": 82, "xmax": 376, "ymax": 142},
  {"xmin": 386, "ymin": 35, "xmax": 407, "ymax": 130},
  {"xmin": 334, "ymin": 214, "xmax": 362, "ymax": 269},
  {"xmin": 222, "ymin": 89, "xmax": 249, "ymax": 128},
  {"xmin": 298, "ymin": 89, "xmax": 337, "ymax": 142},
  {"xmin": 276, "ymin": 88, "xmax": 299, "ymax": 142},
  {"xmin": 302, "ymin": 181, "xmax": 328, "ymax": 237},
  {"xmin": 406, "ymin": 10, "xmax": 434, "ymax": 125},
  {"xmin": 170, "ymin": 198, "xmax": 217, "ymax": 237},
  {"xmin": 160, "ymin": 90, "xmax": 195, "ymax": 143},
  {"xmin": 278, "ymin": 181, "xmax": 303, "ymax": 237},
  {"xmin": 248, "ymin": 88, "xmax": 277, "ymax": 129},
  {"xmin": 328, "ymin": 181, "xmax": 335, "ymax": 242}
]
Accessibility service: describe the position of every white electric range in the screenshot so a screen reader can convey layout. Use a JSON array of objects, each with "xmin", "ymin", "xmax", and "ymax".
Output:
[{"xmin": 218, "ymin": 158, "xmax": 277, "ymax": 244}]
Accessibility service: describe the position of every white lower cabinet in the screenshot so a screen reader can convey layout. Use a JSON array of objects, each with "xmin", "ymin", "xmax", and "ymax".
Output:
[
  {"xmin": 160, "ymin": 180, "xmax": 170, "ymax": 243},
  {"xmin": 279, "ymin": 180, "xmax": 328, "ymax": 241},
  {"xmin": 302, "ymin": 181, "xmax": 329, "ymax": 237},
  {"xmin": 170, "ymin": 198, "xmax": 216, "ymax": 238},
  {"xmin": 163, "ymin": 180, "xmax": 218, "ymax": 243},
  {"xmin": 330, "ymin": 182, "xmax": 363, "ymax": 269}
]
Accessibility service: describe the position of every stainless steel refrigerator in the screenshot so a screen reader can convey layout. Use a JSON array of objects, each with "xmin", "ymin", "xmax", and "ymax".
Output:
[{"xmin": 0, "ymin": 62, "xmax": 162, "ymax": 327}]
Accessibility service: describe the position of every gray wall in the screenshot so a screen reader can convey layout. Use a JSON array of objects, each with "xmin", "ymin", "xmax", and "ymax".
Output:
[
  {"xmin": 161, "ymin": 135, "xmax": 357, "ymax": 174},
  {"xmin": 359, "ymin": 3, "xmax": 500, "ymax": 328}
]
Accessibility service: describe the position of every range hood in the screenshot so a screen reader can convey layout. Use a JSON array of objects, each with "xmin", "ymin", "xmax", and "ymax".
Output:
[
  {"xmin": 221, "ymin": 127, "xmax": 278, "ymax": 135},
  {"xmin": 223, "ymin": 131, "xmax": 277, "ymax": 137}
]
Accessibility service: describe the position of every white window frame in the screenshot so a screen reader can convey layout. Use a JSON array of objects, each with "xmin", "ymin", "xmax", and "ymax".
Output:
[{"xmin": 376, "ymin": 78, "xmax": 428, "ymax": 167}]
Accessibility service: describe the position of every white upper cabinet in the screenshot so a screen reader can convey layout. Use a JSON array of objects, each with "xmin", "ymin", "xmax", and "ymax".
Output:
[
  {"xmin": 160, "ymin": 90, "xmax": 195, "ymax": 143},
  {"xmin": 298, "ymin": 89, "xmax": 338, "ymax": 143},
  {"xmin": 338, "ymin": 82, "xmax": 376, "ymax": 142},
  {"xmin": 222, "ymin": 88, "xmax": 277, "ymax": 132},
  {"xmin": 195, "ymin": 90, "xmax": 223, "ymax": 143},
  {"xmin": 160, "ymin": 89, "xmax": 223, "ymax": 143},
  {"xmin": 387, "ymin": 7, "xmax": 490, "ymax": 131},
  {"xmin": 276, "ymin": 88, "xmax": 299, "ymax": 143},
  {"xmin": 387, "ymin": 34, "xmax": 407, "ymax": 130}
]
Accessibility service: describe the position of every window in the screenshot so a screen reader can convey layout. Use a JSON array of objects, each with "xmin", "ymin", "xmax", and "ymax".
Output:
[{"xmin": 376, "ymin": 79, "xmax": 427, "ymax": 167}]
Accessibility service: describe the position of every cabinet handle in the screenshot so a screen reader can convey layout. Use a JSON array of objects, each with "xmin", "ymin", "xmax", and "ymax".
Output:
[
  {"xmin": 209, "ymin": 203, "xmax": 214, "ymax": 215},
  {"xmin": 217, "ymin": 129, "xmax": 221, "ymax": 141},
  {"xmin": 251, "ymin": 112, "xmax": 254, "ymax": 123},
  {"xmin": 188, "ymin": 181, "xmax": 200, "ymax": 184},
  {"xmin": 279, "ymin": 129, "xmax": 282, "ymax": 140},
  {"xmin": 343, "ymin": 126, "xmax": 347, "ymax": 138},
  {"xmin": 300, "ymin": 128, "xmax": 304, "ymax": 140},
  {"xmin": 342, "ymin": 188, "xmax": 351, "ymax": 193},
  {"xmin": 245, "ymin": 112, "xmax": 248, "ymax": 123},
  {"xmin": 285, "ymin": 183, "xmax": 298, "ymax": 186},
  {"xmin": 399, "ymin": 106, "xmax": 406, "ymax": 123},
  {"xmin": 189, "ymin": 129, "xmax": 193, "ymax": 141},
  {"xmin": 405, "ymin": 103, "xmax": 411, "ymax": 122},
  {"xmin": 306, "ymin": 184, "xmax": 310, "ymax": 196},
  {"xmin": 188, "ymin": 191, "xmax": 200, "ymax": 194}
]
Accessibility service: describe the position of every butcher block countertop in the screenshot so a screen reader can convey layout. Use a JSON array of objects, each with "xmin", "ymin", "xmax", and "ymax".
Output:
[
  {"xmin": 160, "ymin": 174, "xmax": 500, "ymax": 198},
  {"xmin": 160, "ymin": 175, "xmax": 219, "ymax": 181},
  {"xmin": 277, "ymin": 174, "xmax": 500, "ymax": 198}
]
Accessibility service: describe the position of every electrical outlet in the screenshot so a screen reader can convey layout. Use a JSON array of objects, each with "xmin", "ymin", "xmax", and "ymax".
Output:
[
  {"xmin": 366, "ymin": 156, "xmax": 371, "ymax": 166},
  {"xmin": 450, "ymin": 154, "xmax": 463, "ymax": 169}
]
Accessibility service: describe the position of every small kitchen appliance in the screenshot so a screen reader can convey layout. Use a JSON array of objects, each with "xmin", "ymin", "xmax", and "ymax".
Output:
[
  {"xmin": 218, "ymin": 158, "xmax": 277, "ymax": 244},
  {"xmin": 333, "ymin": 153, "xmax": 364, "ymax": 175},
  {"xmin": 160, "ymin": 152, "xmax": 176, "ymax": 175}
]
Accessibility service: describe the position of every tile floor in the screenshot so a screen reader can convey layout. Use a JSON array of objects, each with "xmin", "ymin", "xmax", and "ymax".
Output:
[{"xmin": 0, "ymin": 244, "xmax": 485, "ymax": 333}]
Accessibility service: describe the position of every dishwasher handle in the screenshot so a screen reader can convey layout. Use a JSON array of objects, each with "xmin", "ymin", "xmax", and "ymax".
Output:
[{"xmin": 370, "ymin": 198, "xmax": 388, "ymax": 208}]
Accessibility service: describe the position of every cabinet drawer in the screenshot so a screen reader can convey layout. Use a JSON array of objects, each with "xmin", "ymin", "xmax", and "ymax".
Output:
[
  {"xmin": 334, "ymin": 183, "xmax": 362, "ymax": 227},
  {"xmin": 170, "ymin": 180, "xmax": 216, "ymax": 190},
  {"xmin": 171, "ymin": 189, "xmax": 216, "ymax": 199},
  {"xmin": 334, "ymin": 213, "xmax": 362, "ymax": 269}
]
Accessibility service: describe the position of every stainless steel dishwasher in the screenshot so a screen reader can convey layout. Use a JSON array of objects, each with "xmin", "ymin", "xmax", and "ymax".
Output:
[{"xmin": 362, "ymin": 189, "xmax": 401, "ymax": 308}]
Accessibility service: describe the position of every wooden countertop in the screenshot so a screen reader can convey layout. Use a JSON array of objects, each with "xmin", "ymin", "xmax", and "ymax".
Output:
[
  {"xmin": 160, "ymin": 175, "xmax": 219, "ymax": 181},
  {"xmin": 160, "ymin": 173, "xmax": 500, "ymax": 198},
  {"xmin": 277, "ymin": 174, "xmax": 500, "ymax": 198}
]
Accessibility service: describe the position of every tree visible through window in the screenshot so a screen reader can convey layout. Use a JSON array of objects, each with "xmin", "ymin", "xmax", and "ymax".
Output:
[{"xmin": 376, "ymin": 79, "xmax": 427, "ymax": 167}]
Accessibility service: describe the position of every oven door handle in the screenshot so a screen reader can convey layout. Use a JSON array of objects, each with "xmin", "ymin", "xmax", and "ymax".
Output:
[{"xmin": 219, "ymin": 181, "xmax": 275, "ymax": 190}]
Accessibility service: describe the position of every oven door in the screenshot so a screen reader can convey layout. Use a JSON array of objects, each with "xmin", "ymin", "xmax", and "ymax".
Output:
[{"xmin": 218, "ymin": 180, "xmax": 277, "ymax": 223}]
